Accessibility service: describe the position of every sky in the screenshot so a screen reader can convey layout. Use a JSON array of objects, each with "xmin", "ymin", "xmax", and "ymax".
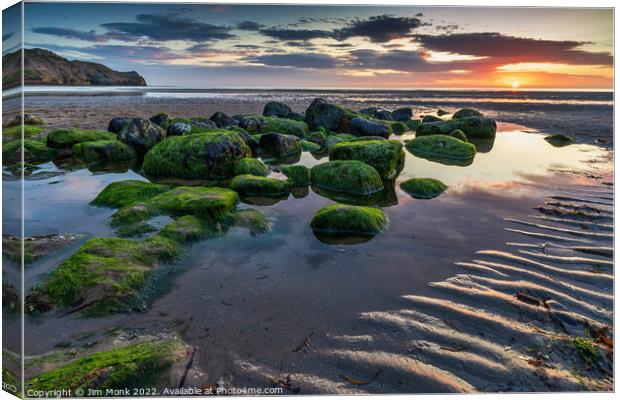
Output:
[{"xmin": 2, "ymin": 2, "xmax": 614, "ymax": 89}]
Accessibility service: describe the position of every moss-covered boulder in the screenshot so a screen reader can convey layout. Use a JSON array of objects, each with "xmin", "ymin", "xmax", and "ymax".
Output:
[
  {"xmin": 107, "ymin": 117, "xmax": 130, "ymax": 134},
  {"xmin": 258, "ymin": 133, "xmax": 301, "ymax": 158},
  {"xmin": 422, "ymin": 115, "xmax": 443, "ymax": 123},
  {"xmin": 437, "ymin": 109, "xmax": 450, "ymax": 116},
  {"xmin": 230, "ymin": 174, "xmax": 292, "ymax": 197},
  {"xmin": 310, "ymin": 160, "xmax": 384, "ymax": 195},
  {"xmin": 359, "ymin": 107, "xmax": 392, "ymax": 121},
  {"xmin": 305, "ymin": 98, "xmax": 352, "ymax": 131},
  {"xmin": 307, "ymin": 130, "xmax": 328, "ymax": 147},
  {"xmin": 26, "ymin": 236, "xmax": 180, "ymax": 315},
  {"xmin": 310, "ymin": 203, "xmax": 388, "ymax": 236},
  {"xmin": 545, "ymin": 134, "xmax": 575, "ymax": 147},
  {"xmin": 406, "ymin": 135, "xmax": 476, "ymax": 166},
  {"xmin": 348, "ymin": 117, "xmax": 391, "ymax": 138},
  {"xmin": 209, "ymin": 111, "xmax": 239, "ymax": 128},
  {"xmin": 117, "ymin": 118, "xmax": 166, "ymax": 154},
  {"xmin": 400, "ymin": 178, "xmax": 448, "ymax": 199},
  {"xmin": 149, "ymin": 112, "xmax": 172, "ymax": 130},
  {"xmin": 47, "ymin": 128, "xmax": 115, "ymax": 149},
  {"xmin": 390, "ymin": 121, "xmax": 408, "ymax": 135},
  {"xmin": 73, "ymin": 140, "xmax": 135, "ymax": 163},
  {"xmin": 406, "ymin": 119, "xmax": 421, "ymax": 131},
  {"xmin": 325, "ymin": 133, "xmax": 356, "ymax": 149},
  {"xmin": 242, "ymin": 115, "xmax": 308, "ymax": 138},
  {"xmin": 3, "ymin": 139, "xmax": 55, "ymax": 164},
  {"xmin": 233, "ymin": 209, "xmax": 272, "ymax": 235},
  {"xmin": 166, "ymin": 121, "xmax": 192, "ymax": 136},
  {"xmin": 2, "ymin": 124, "xmax": 45, "ymax": 140},
  {"xmin": 143, "ymin": 131, "xmax": 251, "ymax": 180},
  {"xmin": 450, "ymin": 129, "xmax": 468, "ymax": 142},
  {"xmin": 416, "ymin": 116, "xmax": 496, "ymax": 139},
  {"xmin": 329, "ymin": 140, "xmax": 404, "ymax": 180},
  {"xmin": 25, "ymin": 339, "xmax": 187, "ymax": 392},
  {"xmin": 151, "ymin": 187, "xmax": 238, "ymax": 219},
  {"xmin": 92, "ymin": 180, "xmax": 170, "ymax": 208},
  {"xmin": 282, "ymin": 165, "xmax": 309, "ymax": 187},
  {"xmin": 263, "ymin": 101, "xmax": 293, "ymax": 118},
  {"xmin": 301, "ymin": 140, "xmax": 322, "ymax": 152},
  {"xmin": 392, "ymin": 107, "xmax": 413, "ymax": 122},
  {"xmin": 160, "ymin": 215, "xmax": 208, "ymax": 242},
  {"xmin": 234, "ymin": 157, "xmax": 269, "ymax": 176},
  {"xmin": 453, "ymin": 108, "xmax": 483, "ymax": 119}
]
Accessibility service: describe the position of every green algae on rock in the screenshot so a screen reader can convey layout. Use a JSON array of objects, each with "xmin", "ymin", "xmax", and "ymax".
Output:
[
  {"xmin": 26, "ymin": 236, "xmax": 180, "ymax": 315},
  {"xmin": 307, "ymin": 130, "xmax": 328, "ymax": 147},
  {"xmin": 2, "ymin": 124, "xmax": 45, "ymax": 140},
  {"xmin": 311, "ymin": 160, "xmax": 384, "ymax": 195},
  {"xmin": 545, "ymin": 134, "xmax": 575, "ymax": 147},
  {"xmin": 301, "ymin": 140, "xmax": 322, "ymax": 152},
  {"xmin": 3, "ymin": 139, "xmax": 55, "ymax": 164},
  {"xmin": 151, "ymin": 186, "xmax": 238, "ymax": 219},
  {"xmin": 310, "ymin": 203, "xmax": 388, "ymax": 236},
  {"xmin": 390, "ymin": 121, "xmax": 409, "ymax": 135},
  {"xmin": 233, "ymin": 208, "xmax": 272, "ymax": 235},
  {"xmin": 416, "ymin": 116, "xmax": 497, "ymax": 139},
  {"xmin": 329, "ymin": 140, "xmax": 404, "ymax": 179},
  {"xmin": 452, "ymin": 108, "xmax": 483, "ymax": 119},
  {"xmin": 143, "ymin": 131, "xmax": 251, "ymax": 180},
  {"xmin": 25, "ymin": 339, "xmax": 186, "ymax": 392},
  {"xmin": 231, "ymin": 174, "xmax": 292, "ymax": 197},
  {"xmin": 400, "ymin": 178, "xmax": 448, "ymax": 199},
  {"xmin": 2, "ymin": 280, "xmax": 19, "ymax": 313},
  {"xmin": 281, "ymin": 165, "xmax": 309, "ymax": 187},
  {"xmin": 73, "ymin": 140, "xmax": 136, "ymax": 163},
  {"xmin": 234, "ymin": 157, "xmax": 269, "ymax": 177},
  {"xmin": 450, "ymin": 129, "xmax": 468, "ymax": 142},
  {"xmin": 46, "ymin": 128, "xmax": 115, "ymax": 149},
  {"xmin": 160, "ymin": 215, "xmax": 208, "ymax": 242},
  {"xmin": 406, "ymin": 135, "xmax": 476, "ymax": 165},
  {"xmin": 92, "ymin": 180, "xmax": 170, "ymax": 208}
]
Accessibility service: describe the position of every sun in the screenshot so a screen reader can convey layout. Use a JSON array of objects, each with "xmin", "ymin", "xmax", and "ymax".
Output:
[{"xmin": 511, "ymin": 81, "xmax": 520, "ymax": 89}]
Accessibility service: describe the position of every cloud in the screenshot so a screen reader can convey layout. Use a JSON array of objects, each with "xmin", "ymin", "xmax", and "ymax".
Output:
[
  {"xmin": 247, "ymin": 53, "xmax": 337, "ymax": 69},
  {"xmin": 101, "ymin": 13, "xmax": 235, "ymax": 42},
  {"xmin": 335, "ymin": 15, "xmax": 423, "ymax": 43},
  {"xmin": 416, "ymin": 32, "xmax": 612, "ymax": 65},
  {"xmin": 345, "ymin": 49, "xmax": 479, "ymax": 73},
  {"xmin": 236, "ymin": 21, "xmax": 261, "ymax": 30},
  {"xmin": 258, "ymin": 28, "xmax": 332, "ymax": 41},
  {"xmin": 3, "ymin": 33, "xmax": 14, "ymax": 41},
  {"xmin": 32, "ymin": 27, "xmax": 111, "ymax": 42}
]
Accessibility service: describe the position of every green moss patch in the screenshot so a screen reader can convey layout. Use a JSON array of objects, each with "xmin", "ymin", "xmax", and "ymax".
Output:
[
  {"xmin": 92, "ymin": 180, "xmax": 170, "ymax": 208},
  {"xmin": 573, "ymin": 336, "xmax": 599, "ymax": 364},
  {"xmin": 230, "ymin": 174, "xmax": 292, "ymax": 197},
  {"xmin": 301, "ymin": 140, "xmax": 322, "ymax": 152},
  {"xmin": 160, "ymin": 215, "xmax": 208, "ymax": 242},
  {"xmin": 233, "ymin": 209, "xmax": 272, "ymax": 235},
  {"xmin": 26, "ymin": 236, "xmax": 180, "ymax": 315},
  {"xmin": 311, "ymin": 160, "xmax": 384, "ymax": 195},
  {"xmin": 310, "ymin": 203, "xmax": 388, "ymax": 236},
  {"xmin": 390, "ymin": 121, "xmax": 408, "ymax": 135},
  {"xmin": 416, "ymin": 116, "xmax": 496, "ymax": 140},
  {"xmin": 3, "ymin": 139, "xmax": 55, "ymax": 164},
  {"xmin": 282, "ymin": 165, "xmax": 309, "ymax": 187},
  {"xmin": 450, "ymin": 129, "xmax": 468, "ymax": 142},
  {"xmin": 234, "ymin": 157, "xmax": 269, "ymax": 177},
  {"xmin": 2, "ymin": 124, "xmax": 45, "ymax": 139},
  {"xmin": 329, "ymin": 140, "xmax": 404, "ymax": 179},
  {"xmin": 406, "ymin": 135, "xmax": 476, "ymax": 164},
  {"xmin": 47, "ymin": 128, "xmax": 115, "ymax": 149},
  {"xmin": 400, "ymin": 178, "xmax": 448, "ymax": 199},
  {"xmin": 73, "ymin": 140, "xmax": 135, "ymax": 163},
  {"xmin": 143, "ymin": 131, "xmax": 251, "ymax": 180},
  {"xmin": 151, "ymin": 187, "xmax": 238, "ymax": 219},
  {"xmin": 25, "ymin": 339, "xmax": 186, "ymax": 392}
]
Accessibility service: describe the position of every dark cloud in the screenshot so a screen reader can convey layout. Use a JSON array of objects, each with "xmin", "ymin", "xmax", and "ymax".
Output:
[
  {"xmin": 233, "ymin": 44, "xmax": 264, "ymax": 49},
  {"xmin": 101, "ymin": 13, "xmax": 235, "ymax": 42},
  {"xmin": 29, "ymin": 43, "xmax": 181, "ymax": 64},
  {"xmin": 327, "ymin": 43, "xmax": 353, "ymax": 48},
  {"xmin": 236, "ymin": 21, "xmax": 261, "ymax": 30},
  {"xmin": 32, "ymin": 27, "xmax": 111, "ymax": 42},
  {"xmin": 3, "ymin": 33, "xmax": 14, "ymax": 41},
  {"xmin": 247, "ymin": 53, "xmax": 337, "ymax": 69},
  {"xmin": 345, "ymin": 49, "xmax": 478, "ymax": 73},
  {"xmin": 258, "ymin": 27, "xmax": 332, "ymax": 41},
  {"xmin": 335, "ymin": 15, "xmax": 423, "ymax": 43},
  {"xmin": 285, "ymin": 41, "xmax": 314, "ymax": 48},
  {"xmin": 416, "ymin": 32, "xmax": 612, "ymax": 65}
]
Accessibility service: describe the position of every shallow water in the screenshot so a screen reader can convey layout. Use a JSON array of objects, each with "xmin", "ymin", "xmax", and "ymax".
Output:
[{"xmin": 3, "ymin": 120, "xmax": 607, "ymax": 366}]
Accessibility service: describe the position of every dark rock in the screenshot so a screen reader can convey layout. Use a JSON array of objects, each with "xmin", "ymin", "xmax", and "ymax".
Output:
[
  {"xmin": 416, "ymin": 116, "xmax": 497, "ymax": 140},
  {"xmin": 258, "ymin": 133, "xmax": 301, "ymax": 157},
  {"xmin": 167, "ymin": 122, "xmax": 192, "ymax": 136},
  {"xmin": 263, "ymin": 101, "xmax": 292, "ymax": 118},
  {"xmin": 190, "ymin": 118, "xmax": 217, "ymax": 130},
  {"xmin": 347, "ymin": 117, "xmax": 390, "ymax": 138},
  {"xmin": 210, "ymin": 111, "xmax": 239, "ymax": 128},
  {"xmin": 107, "ymin": 117, "xmax": 130, "ymax": 134},
  {"xmin": 422, "ymin": 115, "xmax": 443, "ymax": 123},
  {"xmin": 392, "ymin": 107, "xmax": 413, "ymax": 122},
  {"xmin": 453, "ymin": 108, "xmax": 483, "ymax": 119},
  {"xmin": 117, "ymin": 118, "xmax": 166, "ymax": 154},
  {"xmin": 149, "ymin": 113, "xmax": 172, "ymax": 130},
  {"xmin": 437, "ymin": 109, "xmax": 450, "ymax": 116},
  {"xmin": 305, "ymin": 98, "xmax": 349, "ymax": 131}
]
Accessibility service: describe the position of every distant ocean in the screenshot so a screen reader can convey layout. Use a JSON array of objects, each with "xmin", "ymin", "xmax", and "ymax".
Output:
[{"xmin": 4, "ymin": 87, "xmax": 613, "ymax": 145}]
